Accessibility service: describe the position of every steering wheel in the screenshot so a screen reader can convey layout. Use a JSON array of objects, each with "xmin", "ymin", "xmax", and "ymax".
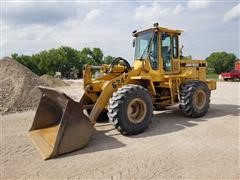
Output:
[{"xmin": 109, "ymin": 57, "xmax": 132, "ymax": 72}]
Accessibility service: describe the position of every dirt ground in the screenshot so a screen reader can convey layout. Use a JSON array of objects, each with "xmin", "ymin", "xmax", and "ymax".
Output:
[{"xmin": 1, "ymin": 81, "xmax": 239, "ymax": 179}]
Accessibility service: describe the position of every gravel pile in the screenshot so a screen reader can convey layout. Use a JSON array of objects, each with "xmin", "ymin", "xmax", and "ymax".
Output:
[
  {"xmin": 40, "ymin": 74, "xmax": 69, "ymax": 87},
  {"xmin": 0, "ymin": 57, "xmax": 48, "ymax": 114}
]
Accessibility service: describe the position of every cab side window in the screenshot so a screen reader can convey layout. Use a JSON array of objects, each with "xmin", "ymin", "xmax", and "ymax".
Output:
[{"xmin": 161, "ymin": 33, "xmax": 171, "ymax": 71}]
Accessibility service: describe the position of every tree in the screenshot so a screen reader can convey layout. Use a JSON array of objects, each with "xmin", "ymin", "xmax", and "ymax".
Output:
[
  {"xmin": 12, "ymin": 53, "xmax": 42, "ymax": 75},
  {"xmin": 79, "ymin": 47, "xmax": 94, "ymax": 65},
  {"xmin": 206, "ymin": 52, "xmax": 237, "ymax": 74},
  {"xmin": 11, "ymin": 46, "xmax": 115, "ymax": 77},
  {"xmin": 32, "ymin": 49, "xmax": 64, "ymax": 76},
  {"xmin": 58, "ymin": 46, "xmax": 82, "ymax": 75},
  {"xmin": 103, "ymin": 55, "xmax": 115, "ymax": 64},
  {"xmin": 79, "ymin": 47, "xmax": 104, "ymax": 65},
  {"xmin": 92, "ymin": 48, "xmax": 104, "ymax": 65}
]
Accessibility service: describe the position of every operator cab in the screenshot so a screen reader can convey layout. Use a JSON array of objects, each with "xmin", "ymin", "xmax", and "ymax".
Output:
[{"xmin": 133, "ymin": 23, "xmax": 181, "ymax": 73}]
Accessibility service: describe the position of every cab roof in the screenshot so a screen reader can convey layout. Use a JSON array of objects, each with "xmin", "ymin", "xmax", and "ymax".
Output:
[{"xmin": 134, "ymin": 26, "xmax": 182, "ymax": 36}]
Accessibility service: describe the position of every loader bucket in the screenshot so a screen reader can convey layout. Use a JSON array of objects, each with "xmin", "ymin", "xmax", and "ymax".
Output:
[{"xmin": 29, "ymin": 86, "xmax": 93, "ymax": 160}]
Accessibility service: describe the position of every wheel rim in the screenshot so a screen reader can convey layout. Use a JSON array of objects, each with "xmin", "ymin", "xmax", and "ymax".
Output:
[
  {"xmin": 193, "ymin": 89, "xmax": 206, "ymax": 110},
  {"xmin": 127, "ymin": 98, "xmax": 147, "ymax": 124}
]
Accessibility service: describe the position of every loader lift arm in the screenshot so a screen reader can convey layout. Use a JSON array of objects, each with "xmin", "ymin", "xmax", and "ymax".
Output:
[{"xmin": 87, "ymin": 68, "xmax": 142, "ymax": 124}]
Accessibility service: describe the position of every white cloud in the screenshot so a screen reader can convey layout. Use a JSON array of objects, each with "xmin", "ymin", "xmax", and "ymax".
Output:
[
  {"xmin": 188, "ymin": 0, "xmax": 211, "ymax": 10},
  {"xmin": 1, "ymin": 1, "xmax": 239, "ymax": 60},
  {"xmin": 223, "ymin": 3, "xmax": 240, "ymax": 22},
  {"xmin": 134, "ymin": 2, "xmax": 185, "ymax": 22},
  {"xmin": 173, "ymin": 4, "xmax": 184, "ymax": 15},
  {"xmin": 84, "ymin": 9, "xmax": 101, "ymax": 21},
  {"xmin": 134, "ymin": 2, "xmax": 171, "ymax": 22}
]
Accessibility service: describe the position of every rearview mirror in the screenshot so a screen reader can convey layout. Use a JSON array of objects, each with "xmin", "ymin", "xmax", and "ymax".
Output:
[
  {"xmin": 180, "ymin": 45, "xmax": 184, "ymax": 55},
  {"xmin": 133, "ymin": 38, "xmax": 136, "ymax": 47}
]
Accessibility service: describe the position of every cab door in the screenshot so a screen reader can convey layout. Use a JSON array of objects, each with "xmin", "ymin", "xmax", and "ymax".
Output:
[{"xmin": 161, "ymin": 33, "xmax": 180, "ymax": 73}]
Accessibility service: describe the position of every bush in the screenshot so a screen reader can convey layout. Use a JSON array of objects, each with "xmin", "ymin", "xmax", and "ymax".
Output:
[{"xmin": 206, "ymin": 52, "xmax": 237, "ymax": 74}]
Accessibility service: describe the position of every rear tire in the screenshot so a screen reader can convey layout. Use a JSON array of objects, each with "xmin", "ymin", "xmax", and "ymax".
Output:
[
  {"xmin": 107, "ymin": 85, "xmax": 153, "ymax": 135},
  {"xmin": 179, "ymin": 81, "xmax": 210, "ymax": 118}
]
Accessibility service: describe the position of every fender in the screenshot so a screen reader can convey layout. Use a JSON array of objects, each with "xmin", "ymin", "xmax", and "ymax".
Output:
[{"xmin": 89, "ymin": 68, "xmax": 141, "ymax": 124}]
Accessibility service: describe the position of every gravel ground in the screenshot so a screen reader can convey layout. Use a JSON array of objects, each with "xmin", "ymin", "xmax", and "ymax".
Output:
[{"xmin": 1, "ymin": 81, "xmax": 239, "ymax": 179}]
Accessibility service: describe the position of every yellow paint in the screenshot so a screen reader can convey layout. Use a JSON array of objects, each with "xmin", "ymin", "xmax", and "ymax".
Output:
[{"xmin": 79, "ymin": 25, "xmax": 216, "ymax": 124}]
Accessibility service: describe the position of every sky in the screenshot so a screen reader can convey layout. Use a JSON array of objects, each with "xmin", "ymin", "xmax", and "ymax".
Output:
[{"xmin": 1, "ymin": 0, "xmax": 239, "ymax": 63}]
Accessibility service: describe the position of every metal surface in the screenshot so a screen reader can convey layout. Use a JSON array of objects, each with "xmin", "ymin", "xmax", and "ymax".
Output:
[
  {"xmin": 127, "ymin": 98, "xmax": 147, "ymax": 124},
  {"xmin": 193, "ymin": 89, "xmax": 207, "ymax": 110},
  {"xmin": 29, "ymin": 86, "xmax": 93, "ymax": 160}
]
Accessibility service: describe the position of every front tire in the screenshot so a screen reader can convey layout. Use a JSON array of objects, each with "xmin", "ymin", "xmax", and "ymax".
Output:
[
  {"xmin": 107, "ymin": 85, "xmax": 153, "ymax": 135},
  {"xmin": 179, "ymin": 81, "xmax": 210, "ymax": 118}
]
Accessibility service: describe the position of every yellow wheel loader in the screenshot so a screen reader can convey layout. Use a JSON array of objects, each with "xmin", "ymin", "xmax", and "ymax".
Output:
[{"xmin": 29, "ymin": 23, "xmax": 216, "ymax": 159}]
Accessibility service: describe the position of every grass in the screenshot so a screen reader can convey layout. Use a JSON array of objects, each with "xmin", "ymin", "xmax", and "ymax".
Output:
[{"xmin": 206, "ymin": 72, "xmax": 220, "ymax": 80}]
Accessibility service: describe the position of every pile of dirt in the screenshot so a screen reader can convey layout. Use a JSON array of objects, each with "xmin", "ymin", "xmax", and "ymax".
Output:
[
  {"xmin": 40, "ymin": 74, "xmax": 69, "ymax": 87},
  {"xmin": 0, "ymin": 57, "xmax": 48, "ymax": 114}
]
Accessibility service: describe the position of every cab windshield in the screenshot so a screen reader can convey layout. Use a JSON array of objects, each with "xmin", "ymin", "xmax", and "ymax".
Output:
[{"xmin": 134, "ymin": 31, "xmax": 153, "ymax": 60}]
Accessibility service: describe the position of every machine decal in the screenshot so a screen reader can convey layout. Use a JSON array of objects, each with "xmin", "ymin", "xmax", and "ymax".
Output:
[{"xmin": 112, "ymin": 75, "xmax": 128, "ymax": 88}]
